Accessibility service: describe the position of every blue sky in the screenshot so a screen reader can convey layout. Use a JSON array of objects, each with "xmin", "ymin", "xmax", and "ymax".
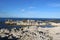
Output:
[{"xmin": 0, "ymin": 0, "xmax": 60, "ymax": 18}]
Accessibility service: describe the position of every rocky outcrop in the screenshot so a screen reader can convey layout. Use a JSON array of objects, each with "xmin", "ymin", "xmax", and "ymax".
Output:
[{"xmin": 0, "ymin": 26, "xmax": 59, "ymax": 40}]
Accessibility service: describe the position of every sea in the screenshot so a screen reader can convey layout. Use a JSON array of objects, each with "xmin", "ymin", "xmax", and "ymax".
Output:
[{"xmin": 0, "ymin": 18, "xmax": 60, "ymax": 40}]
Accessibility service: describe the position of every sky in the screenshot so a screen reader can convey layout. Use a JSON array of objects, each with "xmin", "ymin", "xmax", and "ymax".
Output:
[{"xmin": 0, "ymin": 0, "xmax": 60, "ymax": 18}]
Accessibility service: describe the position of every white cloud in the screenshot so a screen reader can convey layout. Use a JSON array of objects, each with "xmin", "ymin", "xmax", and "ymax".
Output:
[{"xmin": 20, "ymin": 6, "xmax": 35, "ymax": 12}]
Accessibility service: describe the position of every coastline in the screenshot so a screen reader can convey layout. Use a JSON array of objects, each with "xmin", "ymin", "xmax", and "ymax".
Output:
[{"xmin": 0, "ymin": 26, "xmax": 60, "ymax": 40}]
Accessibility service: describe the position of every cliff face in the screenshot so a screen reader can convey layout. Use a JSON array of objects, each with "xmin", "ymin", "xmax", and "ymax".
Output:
[{"xmin": 0, "ymin": 26, "xmax": 60, "ymax": 40}]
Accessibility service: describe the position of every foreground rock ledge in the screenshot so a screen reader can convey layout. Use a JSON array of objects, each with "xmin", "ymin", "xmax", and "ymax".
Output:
[{"xmin": 0, "ymin": 26, "xmax": 60, "ymax": 40}]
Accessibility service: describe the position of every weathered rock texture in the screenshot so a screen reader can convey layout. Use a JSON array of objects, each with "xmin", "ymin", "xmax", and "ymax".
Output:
[{"xmin": 0, "ymin": 26, "xmax": 60, "ymax": 40}]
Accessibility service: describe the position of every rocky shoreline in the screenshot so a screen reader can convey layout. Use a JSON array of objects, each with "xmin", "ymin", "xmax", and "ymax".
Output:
[{"xmin": 0, "ymin": 26, "xmax": 60, "ymax": 40}]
